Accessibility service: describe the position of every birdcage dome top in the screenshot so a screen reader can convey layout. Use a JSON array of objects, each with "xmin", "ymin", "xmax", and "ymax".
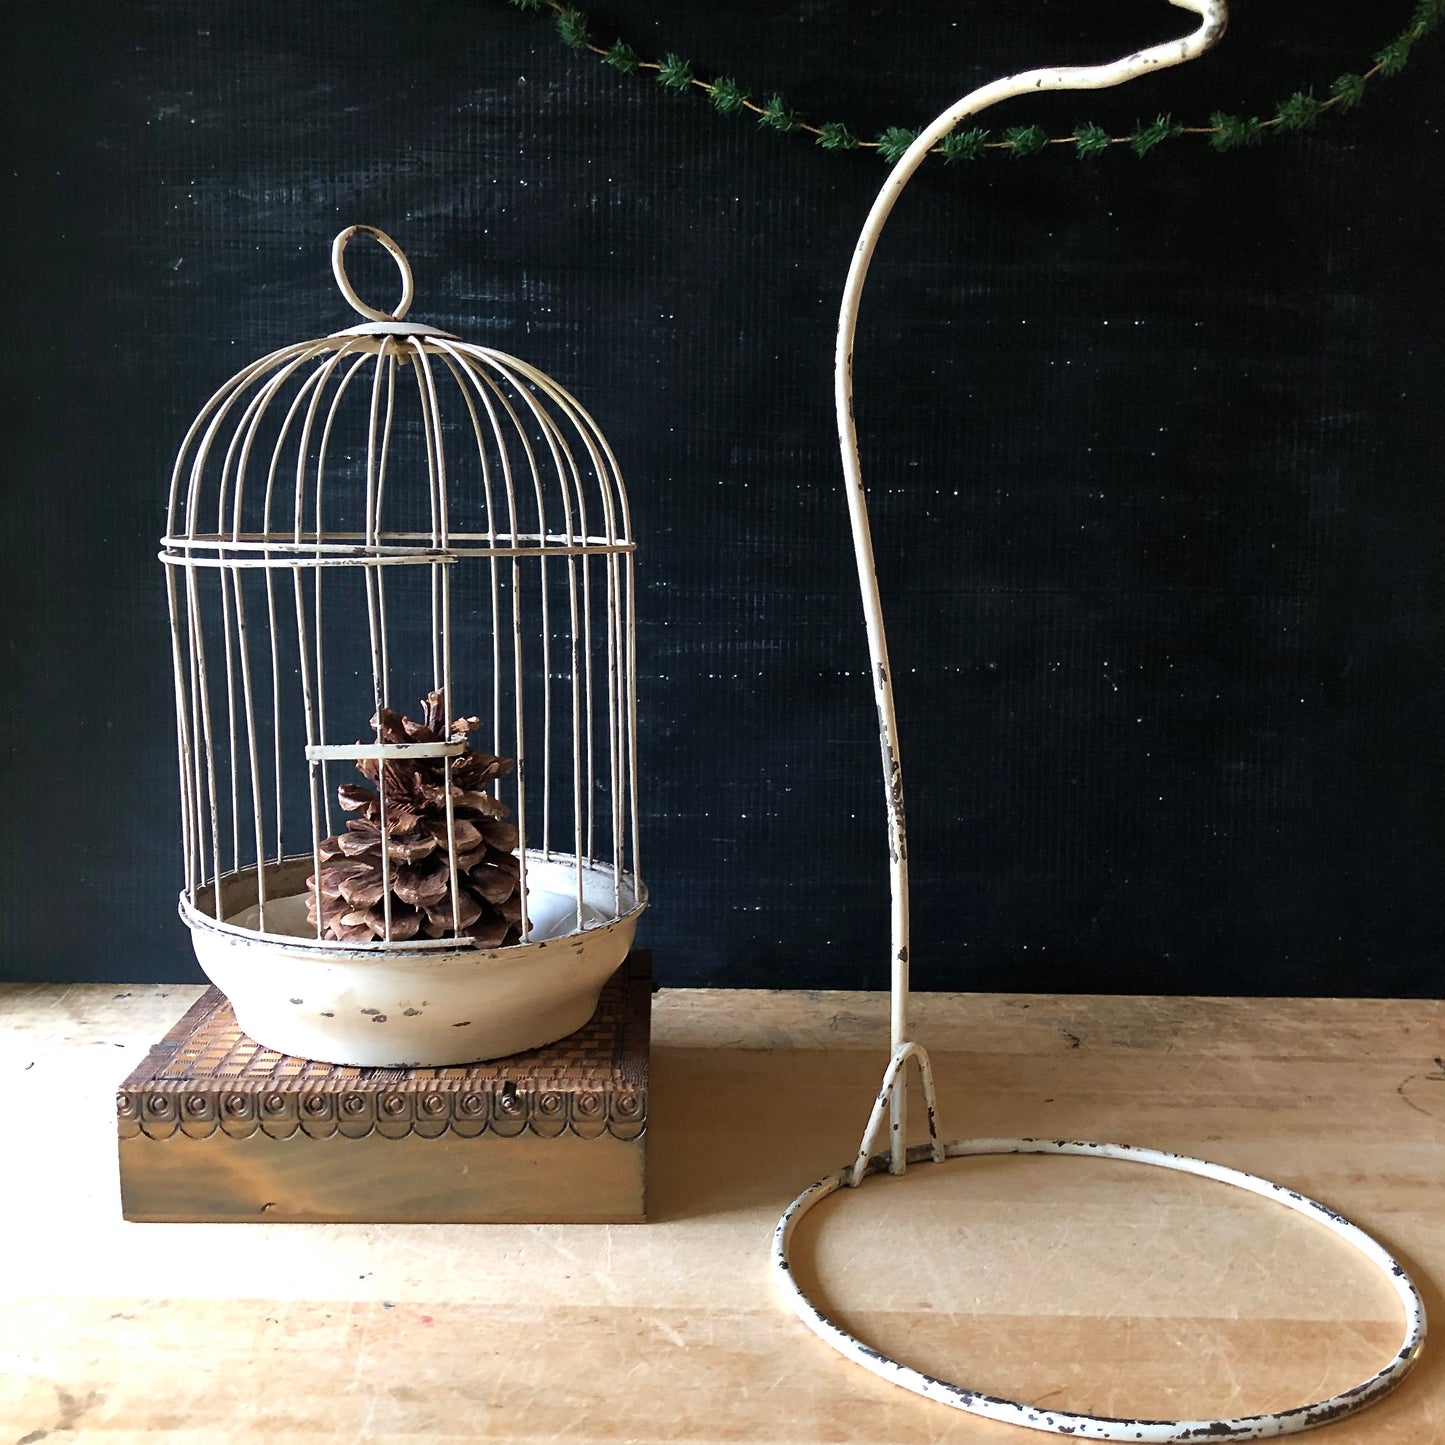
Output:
[{"xmin": 162, "ymin": 225, "xmax": 633, "ymax": 570}]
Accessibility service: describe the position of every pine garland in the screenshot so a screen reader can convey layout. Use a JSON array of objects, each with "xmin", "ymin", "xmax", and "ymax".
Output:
[
  {"xmin": 1005, "ymin": 124, "xmax": 1049, "ymax": 158},
  {"xmin": 504, "ymin": 0, "xmax": 1440, "ymax": 164}
]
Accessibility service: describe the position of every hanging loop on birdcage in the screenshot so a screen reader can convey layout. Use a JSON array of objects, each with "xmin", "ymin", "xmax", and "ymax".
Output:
[{"xmin": 331, "ymin": 224, "xmax": 416, "ymax": 321}]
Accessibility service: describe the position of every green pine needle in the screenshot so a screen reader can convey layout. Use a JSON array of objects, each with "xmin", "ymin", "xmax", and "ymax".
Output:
[
  {"xmin": 1073, "ymin": 122, "xmax": 1113, "ymax": 158},
  {"xmin": 940, "ymin": 128, "xmax": 989, "ymax": 162},
  {"xmin": 1375, "ymin": 36, "xmax": 1413, "ymax": 74},
  {"xmin": 1131, "ymin": 113, "xmax": 1182, "ymax": 157},
  {"xmin": 1412, "ymin": 0, "xmax": 1445, "ymax": 34},
  {"xmin": 1208, "ymin": 111, "xmax": 1265, "ymax": 152},
  {"xmin": 657, "ymin": 53, "xmax": 695, "ymax": 92},
  {"xmin": 509, "ymin": 0, "xmax": 545, "ymax": 10},
  {"xmin": 1329, "ymin": 72, "xmax": 1367, "ymax": 110},
  {"xmin": 759, "ymin": 94, "xmax": 801, "ymax": 132},
  {"xmin": 1276, "ymin": 91, "xmax": 1322, "ymax": 130},
  {"xmin": 1004, "ymin": 124, "xmax": 1048, "ymax": 158},
  {"xmin": 604, "ymin": 40, "xmax": 641, "ymax": 73},
  {"xmin": 817, "ymin": 121, "xmax": 859, "ymax": 151},
  {"xmin": 876, "ymin": 126, "xmax": 918, "ymax": 163},
  {"xmin": 555, "ymin": 6, "xmax": 589, "ymax": 50},
  {"xmin": 709, "ymin": 77, "xmax": 749, "ymax": 114}
]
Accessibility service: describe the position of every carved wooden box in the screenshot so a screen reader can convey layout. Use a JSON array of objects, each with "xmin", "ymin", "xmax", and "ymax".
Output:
[{"xmin": 117, "ymin": 951, "xmax": 649, "ymax": 1223}]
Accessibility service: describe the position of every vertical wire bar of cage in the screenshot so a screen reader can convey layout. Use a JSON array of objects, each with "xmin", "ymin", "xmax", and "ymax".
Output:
[
  {"xmin": 263, "ymin": 560, "xmax": 283, "ymax": 868},
  {"xmin": 213, "ymin": 379, "xmax": 290, "ymax": 884},
  {"xmin": 444, "ymin": 355, "xmax": 551, "ymax": 935},
  {"xmin": 494, "ymin": 377, "xmax": 584, "ymax": 869},
  {"xmin": 546, "ymin": 375, "xmax": 628, "ymax": 889},
  {"xmin": 534, "ymin": 400, "xmax": 583, "ymax": 899},
  {"xmin": 362, "ymin": 346, "xmax": 390, "ymax": 722},
  {"xmin": 567, "ymin": 392, "xmax": 640, "ymax": 888},
  {"xmin": 608, "ymin": 552, "xmax": 625, "ymax": 903},
  {"xmin": 168, "ymin": 354, "xmax": 300, "ymax": 912},
  {"xmin": 374, "ymin": 352, "xmax": 399, "ymax": 704},
  {"xmin": 546, "ymin": 384, "xmax": 628, "ymax": 896},
  {"xmin": 362, "ymin": 347, "xmax": 399, "ymax": 941},
  {"xmin": 291, "ymin": 350, "xmax": 355, "ymax": 938},
  {"xmin": 614, "ymin": 627, "xmax": 628, "ymax": 894},
  {"xmin": 254, "ymin": 352, "xmax": 334, "ymax": 872},
  {"xmin": 487, "ymin": 360, "xmax": 557, "ymax": 871},
  {"xmin": 609, "ymin": 446, "xmax": 641, "ymax": 892},
  {"xmin": 438, "ymin": 348, "xmax": 543, "ymax": 935},
  {"xmin": 436, "ymin": 347, "xmax": 530, "ymax": 932},
  {"xmin": 491, "ymin": 363, "xmax": 591, "ymax": 907},
  {"xmin": 440, "ymin": 350, "xmax": 510, "ymax": 797},
  {"xmin": 216, "ymin": 527, "xmax": 242, "ymax": 875},
  {"xmin": 545, "ymin": 413, "xmax": 587, "ymax": 903},
  {"xmin": 307, "ymin": 343, "xmax": 389, "ymax": 941},
  {"xmin": 180, "ymin": 437, "xmax": 225, "ymax": 916},
  {"xmin": 166, "ymin": 359, "xmax": 268, "ymax": 901},
  {"xmin": 223, "ymin": 356, "xmax": 328, "ymax": 916},
  {"xmin": 211, "ymin": 366, "xmax": 298, "ymax": 890},
  {"xmin": 414, "ymin": 343, "xmax": 463, "ymax": 940},
  {"xmin": 434, "ymin": 348, "xmax": 504, "ymax": 782},
  {"xmin": 164, "ymin": 564, "xmax": 199, "ymax": 900},
  {"xmin": 224, "ymin": 404, "xmax": 284, "ymax": 927},
  {"xmin": 414, "ymin": 344, "xmax": 450, "ymax": 924},
  {"xmin": 182, "ymin": 558, "xmax": 223, "ymax": 918},
  {"xmin": 293, "ymin": 557, "xmax": 325, "ymax": 942},
  {"xmin": 311, "ymin": 351, "xmax": 373, "ymax": 852},
  {"xmin": 506, "ymin": 354, "xmax": 624, "ymax": 888},
  {"xmin": 508, "ymin": 441, "xmax": 531, "ymax": 940}
]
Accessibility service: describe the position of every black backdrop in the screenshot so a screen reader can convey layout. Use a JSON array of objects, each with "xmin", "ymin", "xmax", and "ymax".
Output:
[{"xmin": 4, "ymin": 0, "xmax": 1442, "ymax": 994}]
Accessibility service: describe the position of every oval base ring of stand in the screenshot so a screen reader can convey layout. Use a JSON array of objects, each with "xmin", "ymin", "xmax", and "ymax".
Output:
[{"xmin": 772, "ymin": 1094, "xmax": 1427, "ymax": 1440}]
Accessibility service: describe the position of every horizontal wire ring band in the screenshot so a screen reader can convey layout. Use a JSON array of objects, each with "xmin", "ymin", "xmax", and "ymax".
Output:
[
  {"xmin": 304, "ymin": 740, "xmax": 468, "ymax": 762},
  {"xmin": 772, "ymin": 1137, "xmax": 1426, "ymax": 1442}
]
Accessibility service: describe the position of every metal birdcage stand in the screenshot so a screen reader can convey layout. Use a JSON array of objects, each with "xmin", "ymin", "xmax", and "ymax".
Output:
[
  {"xmin": 770, "ymin": 3, "xmax": 1426, "ymax": 1437},
  {"xmin": 162, "ymin": 226, "xmax": 644, "ymax": 1068}
]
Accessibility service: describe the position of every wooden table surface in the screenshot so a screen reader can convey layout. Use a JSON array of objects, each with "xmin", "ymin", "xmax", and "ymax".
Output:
[{"xmin": 2, "ymin": 983, "xmax": 1442, "ymax": 1443}]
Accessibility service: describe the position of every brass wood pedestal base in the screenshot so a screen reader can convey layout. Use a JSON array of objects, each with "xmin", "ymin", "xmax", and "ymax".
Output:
[{"xmin": 116, "ymin": 951, "xmax": 650, "ymax": 1224}]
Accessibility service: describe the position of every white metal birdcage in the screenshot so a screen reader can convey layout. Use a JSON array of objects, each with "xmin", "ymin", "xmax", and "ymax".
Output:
[{"xmin": 161, "ymin": 225, "xmax": 644, "ymax": 1067}]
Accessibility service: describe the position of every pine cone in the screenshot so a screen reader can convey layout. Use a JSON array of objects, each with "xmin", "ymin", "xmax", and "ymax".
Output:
[{"xmin": 306, "ymin": 690, "xmax": 524, "ymax": 946}]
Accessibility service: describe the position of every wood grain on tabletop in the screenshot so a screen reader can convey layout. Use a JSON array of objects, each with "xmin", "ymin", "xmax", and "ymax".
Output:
[{"xmin": 1, "ymin": 983, "xmax": 1441, "ymax": 1443}]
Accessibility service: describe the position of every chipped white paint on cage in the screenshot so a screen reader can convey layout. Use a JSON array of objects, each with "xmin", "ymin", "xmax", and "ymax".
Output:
[
  {"xmin": 163, "ymin": 226, "xmax": 644, "ymax": 1066},
  {"xmin": 775, "ymin": 1, "xmax": 1426, "ymax": 1435}
]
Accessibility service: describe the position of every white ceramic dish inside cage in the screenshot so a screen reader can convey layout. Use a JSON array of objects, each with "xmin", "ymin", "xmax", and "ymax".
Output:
[{"xmin": 182, "ymin": 853, "xmax": 645, "ymax": 1066}]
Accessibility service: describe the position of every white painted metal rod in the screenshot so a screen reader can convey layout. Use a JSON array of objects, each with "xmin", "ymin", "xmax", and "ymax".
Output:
[{"xmin": 833, "ymin": 0, "xmax": 1228, "ymax": 1064}]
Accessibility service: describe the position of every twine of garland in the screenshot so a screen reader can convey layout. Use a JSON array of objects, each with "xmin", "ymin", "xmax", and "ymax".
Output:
[{"xmin": 506, "ymin": 0, "xmax": 1441, "ymax": 160}]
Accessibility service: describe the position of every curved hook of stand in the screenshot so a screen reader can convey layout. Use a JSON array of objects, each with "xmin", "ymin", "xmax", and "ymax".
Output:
[{"xmin": 784, "ymin": 2, "xmax": 1429, "ymax": 1435}]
